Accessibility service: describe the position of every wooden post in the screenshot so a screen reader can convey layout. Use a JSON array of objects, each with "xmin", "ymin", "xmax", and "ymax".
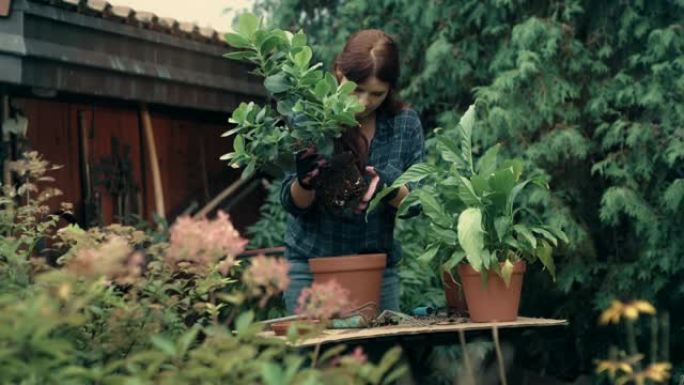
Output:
[
  {"xmin": 194, "ymin": 176, "xmax": 250, "ymax": 219},
  {"xmin": 2, "ymin": 95, "xmax": 11, "ymax": 188},
  {"xmin": 140, "ymin": 104, "xmax": 165, "ymax": 221}
]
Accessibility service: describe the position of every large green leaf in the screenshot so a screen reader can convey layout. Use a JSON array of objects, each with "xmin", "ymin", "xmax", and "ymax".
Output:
[
  {"xmin": 429, "ymin": 223, "xmax": 458, "ymax": 245},
  {"xmin": 235, "ymin": 310, "xmax": 255, "ymax": 337},
  {"xmin": 393, "ymin": 164, "xmax": 437, "ymax": 188},
  {"xmin": 223, "ymin": 50, "xmax": 253, "ymax": 61},
  {"xmin": 291, "ymin": 30, "xmax": 307, "ymax": 47},
  {"xmin": 470, "ymin": 174, "xmax": 489, "ymax": 197},
  {"xmin": 458, "ymin": 104, "xmax": 476, "ymax": 175},
  {"xmin": 235, "ymin": 12, "xmax": 259, "ymax": 38},
  {"xmin": 443, "ymin": 250, "xmax": 466, "ymax": 272},
  {"xmin": 150, "ymin": 336, "xmax": 176, "ymax": 357},
  {"xmin": 313, "ymin": 78, "xmax": 331, "ymax": 99},
  {"xmin": 396, "ymin": 190, "xmax": 420, "ymax": 217},
  {"xmin": 500, "ymin": 259, "xmax": 515, "ymax": 287},
  {"xmin": 531, "ymin": 227, "xmax": 558, "ymax": 247},
  {"xmin": 457, "ymin": 208, "xmax": 485, "ymax": 271},
  {"xmin": 338, "ymin": 79, "xmax": 357, "ymax": 95},
  {"xmin": 506, "ymin": 179, "xmax": 533, "ymax": 217},
  {"xmin": 476, "ymin": 143, "xmax": 501, "ymax": 176},
  {"xmin": 233, "ymin": 134, "xmax": 245, "ymax": 153},
  {"xmin": 293, "ymin": 46, "xmax": 313, "ymax": 69},
  {"xmin": 513, "ymin": 224, "xmax": 537, "ymax": 249},
  {"xmin": 535, "ymin": 240, "xmax": 556, "ymax": 280},
  {"xmin": 457, "ymin": 176, "xmax": 481, "ymax": 206},
  {"xmin": 224, "ymin": 33, "xmax": 251, "ymax": 48},
  {"xmin": 494, "ymin": 216, "xmax": 510, "ymax": 241},
  {"xmin": 543, "ymin": 225, "xmax": 569, "ymax": 244},
  {"xmin": 500, "ymin": 159, "xmax": 525, "ymax": 181},
  {"xmin": 259, "ymin": 35, "xmax": 281, "ymax": 55},
  {"xmin": 417, "ymin": 190, "xmax": 451, "ymax": 228},
  {"xmin": 436, "ymin": 134, "xmax": 463, "ymax": 165},
  {"xmin": 261, "ymin": 363, "xmax": 285, "ymax": 385},
  {"xmin": 417, "ymin": 244, "xmax": 440, "ymax": 263},
  {"xmin": 367, "ymin": 163, "xmax": 436, "ymax": 215},
  {"xmin": 264, "ymin": 73, "xmax": 291, "ymax": 94},
  {"xmin": 488, "ymin": 167, "xmax": 516, "ymax": 197}
]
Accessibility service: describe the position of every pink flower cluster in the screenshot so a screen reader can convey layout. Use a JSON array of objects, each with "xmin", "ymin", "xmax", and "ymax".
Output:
[
  {"xmin": 66, "ymin": 236, "xmax": 143, "ymax": 285},
  {"xmin": 166, "ymin": 211, "xmax": 247, "ymax": 275},
  {"xmin": 243, "ymin": 255, "xmax": 290, "ymax": 292},
  {"xmin": 295, "ymin": 279, "xmax": 351, "ymax": 320},
  {"xmin": 243, "ymin": 255, "xmax": 290, "ymax": 306},
  {"xmin": 331, "ymin": 346, "xmax": 368, "ymax": 367}
]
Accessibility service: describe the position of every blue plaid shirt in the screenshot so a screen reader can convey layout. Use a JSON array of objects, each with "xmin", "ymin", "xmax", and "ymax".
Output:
[{"xmin": 280, "ymin": 108, "xmax": 425, "ymax": 266}]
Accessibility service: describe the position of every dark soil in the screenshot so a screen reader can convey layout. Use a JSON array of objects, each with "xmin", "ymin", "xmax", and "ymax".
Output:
[{"xmin": 314, "ymin": 151, "xmax": 368, "ymax": 215}]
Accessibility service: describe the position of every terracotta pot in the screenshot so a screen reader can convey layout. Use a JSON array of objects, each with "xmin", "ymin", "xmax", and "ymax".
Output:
[
  {"xmin": 442, "ymin": 270, "xmax": 468, "ymax": 316},
  {"xmin": 457, "ymin": 261, "xmax": 526, "ymax": 323},
  {"xmin": 0, "ymin": 1, "xmax": 10, "ymax": 17},
  {"xmin": 308, "ymin": 253, "xmax": 386, "ymax": 311},
  {"xmin": 271, "ymin": 320, "xmax": 321, "ymax": 336}
]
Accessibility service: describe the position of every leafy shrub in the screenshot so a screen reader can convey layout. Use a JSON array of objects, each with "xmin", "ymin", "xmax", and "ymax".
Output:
[{"xmin": 0, "ymin": 152, "xmax": 405, "ymax": 385}]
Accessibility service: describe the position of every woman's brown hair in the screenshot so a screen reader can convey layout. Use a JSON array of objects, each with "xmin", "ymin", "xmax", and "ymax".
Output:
[{"xmin": 333, "ymin": 29, "xmax": 406, "ymax": 169}]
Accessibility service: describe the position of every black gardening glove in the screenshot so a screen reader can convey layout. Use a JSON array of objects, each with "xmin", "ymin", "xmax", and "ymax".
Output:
[{"xmin": 295, "ymin": 147, "xmax": 328, "ymax": 190}]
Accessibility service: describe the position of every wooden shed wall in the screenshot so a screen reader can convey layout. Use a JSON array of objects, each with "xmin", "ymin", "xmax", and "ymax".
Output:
[{"xmin": 20, "ymin": 96, "xmax": 263, "ymax": 232}]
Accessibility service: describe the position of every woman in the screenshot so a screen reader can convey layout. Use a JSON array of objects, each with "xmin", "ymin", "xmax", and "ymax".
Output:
[{"xmin": 280, "ymin": 29, "xmax": 425, "ymax": 313}]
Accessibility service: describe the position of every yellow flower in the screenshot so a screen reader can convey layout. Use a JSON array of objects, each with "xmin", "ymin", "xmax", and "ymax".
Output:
[
  {"xmin": 614, "ymin": 362, "xmax": 671, "ymax": 385},
  {"xmin": 599, "ymin": 300, "xmax": 656, "ymax": 324},
  {"xmin": 643, "ymin": 362, "xmax": 671, "ymax": 382},
  {"xmin": 595, "ymin": 359, "xmax": 634, "ymax": 379}
]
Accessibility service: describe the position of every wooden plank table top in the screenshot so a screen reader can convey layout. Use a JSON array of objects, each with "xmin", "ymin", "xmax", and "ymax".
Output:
[{"xmin": 260, "ymin": 316, "xmax": 568, "ymax": 347}]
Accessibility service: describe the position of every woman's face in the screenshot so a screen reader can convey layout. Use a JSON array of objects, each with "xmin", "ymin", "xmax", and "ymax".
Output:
[{"xmin": 339, "ymin": 74, "xmax": 390, "ymax": 119}]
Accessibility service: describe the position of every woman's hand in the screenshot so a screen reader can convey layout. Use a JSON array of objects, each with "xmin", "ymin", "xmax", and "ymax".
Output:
[
  {"xmin": 295, "ymin": 147, "xmax": 328, "ymax": 190},
  {"xmin": 354, "ymin": 166, "xmax": 380, "ymax": 214}
]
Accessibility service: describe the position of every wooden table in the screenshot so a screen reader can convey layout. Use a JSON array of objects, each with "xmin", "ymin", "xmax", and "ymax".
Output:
[{"xmin": 260, "ymin": 316, "xmax": 567, "ymax": 348}]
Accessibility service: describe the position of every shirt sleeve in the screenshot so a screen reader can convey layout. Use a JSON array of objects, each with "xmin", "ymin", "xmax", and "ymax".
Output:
[
  {"xmin": 400, "ymin": 109, "xmax": 425, "ymax": 191},
  {"xmin": 396, "ymin": 109, "xmax": 425, "ymax": 218},
  {"xmin": 280, "ymin": 173, "xmax": 313, "ymax": 217}
]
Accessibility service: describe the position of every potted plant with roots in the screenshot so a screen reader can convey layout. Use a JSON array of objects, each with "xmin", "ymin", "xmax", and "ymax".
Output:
[
  {"xmin": 221, "ymin": 13, "xmax": 368, "ymax": 215},
  {"xmin": 369, "ymin": 104, "xmax": 568, "ymax": 322}
]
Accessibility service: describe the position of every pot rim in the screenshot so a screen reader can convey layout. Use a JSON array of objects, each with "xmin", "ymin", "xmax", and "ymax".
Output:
[
  {"xmin": 457, "ymin": 260, "xmax": 527, "ymax": 276},
  {"xmin": 308, "ymin": 253, "xmax": 386, "ymax": 273}
]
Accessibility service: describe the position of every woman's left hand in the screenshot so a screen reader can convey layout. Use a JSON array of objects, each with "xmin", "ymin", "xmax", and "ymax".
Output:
[{"xmin": 354, "ymin": 166, "xmax": 381, "ymax": 214}]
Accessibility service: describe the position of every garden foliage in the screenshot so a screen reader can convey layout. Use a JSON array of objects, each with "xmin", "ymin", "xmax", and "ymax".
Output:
[
  {"xmin": 253, "ymin": 0, "xmax": 684, "ymax": 378},
  {"xmin": 0, "ymin": 152, "xmax": 404, "ymax": 384}
]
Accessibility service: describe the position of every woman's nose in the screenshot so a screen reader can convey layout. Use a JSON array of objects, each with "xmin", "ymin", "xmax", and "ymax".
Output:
[{"xmin": 358, "ymin": 94, "xmax": 371, "ymax": 108}]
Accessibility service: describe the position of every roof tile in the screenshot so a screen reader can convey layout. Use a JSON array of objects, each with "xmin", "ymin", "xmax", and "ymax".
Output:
[
  {"xmin": 28, "ymin": 0, "xmax": 228, "ymax": 46},
  {"xmin": 108, "ymin": 5, "xmax": 132, "ymax": 20},
  {"xmin": 85, "ymin": 0, "xmax": 108, "ymax": 13}
]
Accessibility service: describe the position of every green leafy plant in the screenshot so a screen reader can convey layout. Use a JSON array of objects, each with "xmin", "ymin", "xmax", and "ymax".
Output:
[
  {"xmin": 254, "ymin": 0, "xmax": 684, "ymax": 378},
  {"xmin": 220, "ymin": 12, "xmax": 363, "ymax": 177},
  {"xmin": 371, "ymin": 105, "xmax": 567, "ymax": 284},
  {"xmin": 0, "ymin": 152, "xmax": 406, "ymax": 385}
]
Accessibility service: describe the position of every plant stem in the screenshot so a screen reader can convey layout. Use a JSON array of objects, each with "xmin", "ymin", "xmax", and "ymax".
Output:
[
  {"xmin": 625, "ymin": 319, "xmax": 642, "ymax": 371},
  {"xmin": 650, "ymin": 315, "xmax": 658, "ymax": 364},
  {"xmin": 660, "ymin": 311, "xmax": 669, "ymax": 362}
]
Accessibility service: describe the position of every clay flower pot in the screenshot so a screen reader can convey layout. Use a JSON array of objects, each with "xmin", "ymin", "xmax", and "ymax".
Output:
[
  {"xmin": 457, "ymin": 260, "xmax": 526, "ymax": 323},
  {"xmin": 271, "ymin": 319, "xmax": 321, "ymax": 336},
  {"xmin": 308, "ymin": 253, "xmax": 386, "ymax": 311},
  {"xmin": 442, "ymin": 270, "xmax": 468, "ymax": 316}
]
